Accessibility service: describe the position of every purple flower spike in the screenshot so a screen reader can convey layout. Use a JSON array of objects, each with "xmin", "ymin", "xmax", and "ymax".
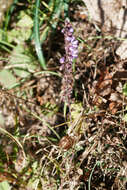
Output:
[{"xmin": 59, "ymin": 19, "xmax": 78, "ymax": 105}]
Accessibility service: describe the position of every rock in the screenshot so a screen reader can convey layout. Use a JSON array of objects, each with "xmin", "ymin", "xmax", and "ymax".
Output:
[{"xmin": 82, "ymin": 0, "xmax": 127, "ymax": 59}]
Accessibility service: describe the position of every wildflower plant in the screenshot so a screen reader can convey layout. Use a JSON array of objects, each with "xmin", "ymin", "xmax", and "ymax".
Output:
[{"xmin": 60, "ymin": 19, "xmax": 78, "ymax": 105}]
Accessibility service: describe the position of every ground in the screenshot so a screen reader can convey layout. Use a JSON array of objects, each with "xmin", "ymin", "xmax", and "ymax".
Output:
[{"xmin": 0, "ymin": 0, "xmax": 127, "ymax": 190}]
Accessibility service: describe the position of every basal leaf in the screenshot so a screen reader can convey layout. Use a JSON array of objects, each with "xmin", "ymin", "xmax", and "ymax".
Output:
[
  {"xmin": 0, "ymin": 181, "xmax": 11, "ymax": 190},
  {"xmin": 0, "ymin": 69, "xmax": 16, "ymax": 89}
]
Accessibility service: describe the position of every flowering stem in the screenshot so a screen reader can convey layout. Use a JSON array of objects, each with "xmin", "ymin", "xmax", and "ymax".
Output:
[{"xmin": 60, "ymin": 19, "xmax": 78, "ymax": 105}]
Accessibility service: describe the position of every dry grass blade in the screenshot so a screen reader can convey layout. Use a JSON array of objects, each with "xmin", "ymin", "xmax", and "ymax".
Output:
[{"xmin": 0, "ymin": 126, "xmax": 26, "ymax": 159}]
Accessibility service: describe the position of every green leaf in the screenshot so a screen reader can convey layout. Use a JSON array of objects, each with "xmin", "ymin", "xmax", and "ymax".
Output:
[
  {"xmin": 34, "ymin": 0, "xmax": 46, "ymax": 70},
  {"xmin": 10, "ymin": 45, "xmax": 37, "ymax": 78},
  {"xmin": 50, "ymin": 0, "xmax": 63, "ymax": 30},
  {"xmin": 64, "ymin": 0, "xmax": 69, "ymax": 18},
  {"xmin": 17, "ymin": 11, "xmax": 33, "ymax": 28},
  {"xmin": 123, "ymin": 114, "xmax": 127, "ymax": 122},
  {"xmin": 0, "ymin": 69, "xmax": 16, "ymax": 89},
  {"xmin": 123, "ymin": 83, "xmax": 127, "ymax": 96},
  {"xmin": 70, "ymin": 103, "xmax": 83, "ymax": 120},
  {"xmin": 0, "ymin": 181, "xmax": 11, "ymax": 190},
  {"xmin": 8, "ymin": 11, "xmax": 33, "ymax": 44},
  {"xmin": 0, "ymin": 113, "xmax": 5, "ymax": 126},
  {"xmin": 8, "ymin": 28, "xmax": 31, "ymax": 43},
  {"xmin": 27, "ymin": 178, "xmax": 39, "ymax": 190}
]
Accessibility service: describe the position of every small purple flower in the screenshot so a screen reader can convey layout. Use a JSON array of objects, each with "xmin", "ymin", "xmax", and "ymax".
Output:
[
  {"xmin": 69, "ymin": 28, "xmax": 74, "ymax": 33},
  {"xmin": 59, "ymin": 19, "xmax": 78, "ymax": 105},
  {"xmin": 60, "ymin": 57, "xmax": 65, "ymax": 64}
]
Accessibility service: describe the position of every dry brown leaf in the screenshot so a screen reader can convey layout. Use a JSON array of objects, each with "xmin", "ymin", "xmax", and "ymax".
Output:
[
  {"xmin": 96, "ymin": 70, "xmax": 112, "ymax": 97},
  {"xmin": 109, "ymin": 101, "xmax": 118, "ymax": 114},
  {"xmin": 59, "ymin": 135, "xmax": 74, "ymax": 150}
]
